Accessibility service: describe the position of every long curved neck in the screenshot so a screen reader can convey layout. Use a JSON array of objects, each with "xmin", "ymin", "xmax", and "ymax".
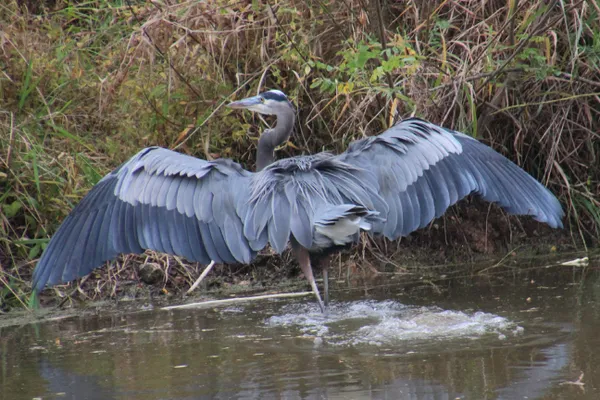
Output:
[{"xmin": 256, "ymin": 107, "xmax": 295, "ymax": 171}]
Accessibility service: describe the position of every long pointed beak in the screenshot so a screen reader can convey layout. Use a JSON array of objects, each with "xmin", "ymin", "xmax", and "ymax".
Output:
[{"xmin": 228, "ymin": 96, "xmax": 262, "ymax": 109}]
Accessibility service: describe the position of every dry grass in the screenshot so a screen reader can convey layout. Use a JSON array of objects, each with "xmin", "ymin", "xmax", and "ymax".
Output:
[{"xmin": 0, "ymin": 0, "xmax": 598, "ymax": 306}]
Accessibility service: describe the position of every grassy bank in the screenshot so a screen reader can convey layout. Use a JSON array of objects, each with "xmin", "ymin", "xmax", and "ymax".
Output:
[{"xmin": 1, "ymin": 0, "xmax": 598, "ymax": 308}]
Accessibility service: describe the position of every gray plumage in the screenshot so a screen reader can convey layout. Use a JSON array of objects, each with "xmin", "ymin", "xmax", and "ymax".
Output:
[{"xmin": 32, "ymin": 90, "xmax": 563, "ymax": 311}]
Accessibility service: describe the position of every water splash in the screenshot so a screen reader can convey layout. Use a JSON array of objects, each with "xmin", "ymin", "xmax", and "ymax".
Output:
[{"xmin": 266, "ymin": 300, "xmax": 521, "ymax": 346}]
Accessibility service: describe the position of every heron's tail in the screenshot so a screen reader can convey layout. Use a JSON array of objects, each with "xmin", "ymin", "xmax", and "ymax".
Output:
[{"xmin": 313, "ymin": 204, "xmax": 381, "ymax": 247}]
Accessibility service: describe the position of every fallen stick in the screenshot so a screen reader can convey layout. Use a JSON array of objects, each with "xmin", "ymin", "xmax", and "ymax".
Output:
[
  {"xmin": 162, "ymin": 291, "xmax": 313, "ymax": 310},
  {"xmin": 559, "ymin": 257, "xmax": 589, "ymax": 267},
  {"xmin": 186, "ymin": 260, "xmax": 216, "ymax": 295}
]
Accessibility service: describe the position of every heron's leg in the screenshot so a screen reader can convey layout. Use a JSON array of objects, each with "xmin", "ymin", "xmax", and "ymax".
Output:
[
  {"xmin": 315, "ymin": 254, "xmax": 332, "ymax": 307},
  {"xmin": 294, "ymin": 247, "xmax": 326, "ymax": 313},
  {"xmin": 322, "ymin": 265, "xmax": 329, "ymax": 307}
]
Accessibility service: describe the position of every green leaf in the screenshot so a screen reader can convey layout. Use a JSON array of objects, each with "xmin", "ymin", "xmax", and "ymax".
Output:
[
  {"xmin": 355, "ymin": 44, "xmax": 378, "ymax": 69},
  {"xmin": 2, "ymin": 201, "xmax": 22, "ymax": 218},
  {"xmin": 381, "ymin": 56, "xmax": 401, "ymax": 72},
  {"xmin": 18, "ymin": 60, "xmax": 37, "ymax": 111},
  {"xmin": 28, "ymin": 244, "xmax": 42, "ymax": 260},
  {"xmin": 436, "ymin": 19, "xmax": 451, "ymax": 30}
]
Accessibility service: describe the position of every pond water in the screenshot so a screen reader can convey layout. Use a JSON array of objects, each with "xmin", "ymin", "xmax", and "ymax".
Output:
[{"xmin": 2, "ymin": 262, "xmax": 600, "ymax": 399}]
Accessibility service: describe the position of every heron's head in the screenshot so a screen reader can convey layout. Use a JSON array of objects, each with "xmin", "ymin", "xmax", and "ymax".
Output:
[{"xmin": 228, "ymin": 90, "xmax": 294, "ymax": 116}]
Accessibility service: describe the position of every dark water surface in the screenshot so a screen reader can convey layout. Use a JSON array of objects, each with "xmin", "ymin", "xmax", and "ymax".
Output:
[{"xmin": 2, "ymin": 262, "xmax": 599, "ymax": 399}]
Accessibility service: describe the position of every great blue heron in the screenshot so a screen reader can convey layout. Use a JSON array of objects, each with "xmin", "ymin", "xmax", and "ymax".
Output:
[{"xmin": 32, "ymin": 90, "xmax": 563, "ymax": 311}]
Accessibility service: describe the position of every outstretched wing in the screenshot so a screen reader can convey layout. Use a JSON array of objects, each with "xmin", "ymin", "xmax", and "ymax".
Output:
[
  {"xmin": 32, "ymin": 147, "xmax": 255, "ymax": 292},
  {"xmin": 337, "ymin": 118, "xmax": 563, "ymax": 240}
]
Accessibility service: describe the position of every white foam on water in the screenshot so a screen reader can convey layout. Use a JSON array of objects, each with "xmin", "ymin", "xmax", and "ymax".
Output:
[{"xmin": 265, "ymin": 300, "xmax": 521, "ymax": 346}]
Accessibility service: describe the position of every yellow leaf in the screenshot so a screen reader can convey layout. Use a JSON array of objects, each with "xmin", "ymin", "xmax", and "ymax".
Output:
[
  {"xmin": 285, "ymin": 141, "xmax": 300, "ymax": 150},
  {"xmin": 388, "ymin": 98, "xmax": 399, "ymax": 128},
  {"xmin": 337, "ymin": 82, "xmax": 354, "ymax": 95},
  {"xmin": 174, "ymin": 125, "xmax": 194, "ymax": 146},
  {"xmin": 392, "ymin": 34, "xmax": 404, "ymax": 48}
]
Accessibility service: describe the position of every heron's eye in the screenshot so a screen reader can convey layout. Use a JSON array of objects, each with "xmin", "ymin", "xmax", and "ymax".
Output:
[{"xmin": 260, "ymin": 97, "xmax": 265, "ymax": 103}]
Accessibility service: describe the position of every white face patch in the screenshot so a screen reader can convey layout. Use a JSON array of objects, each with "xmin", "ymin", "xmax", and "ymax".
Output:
[{"xmin": 248, "ymin": 103, "xmax": 276, "ymax": 115}]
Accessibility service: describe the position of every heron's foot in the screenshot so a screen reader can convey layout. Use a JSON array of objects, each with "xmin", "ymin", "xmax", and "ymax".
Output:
[{"xmin": 310, "ymin": 281, "xmax": 327, "ymax": 313}]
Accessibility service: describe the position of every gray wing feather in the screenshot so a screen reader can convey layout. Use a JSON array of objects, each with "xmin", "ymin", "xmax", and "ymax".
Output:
[
  {"xmin": 223, "ymin": 214, "xmax": 251, "ymax": 263},
  {"xmin": 406, "ymin": 185, "xmax": 420, "ymax": 232},
  {"xmin": 338, "ymin": 118, "xmax": 563, "ymax": 240},
  {"xmin": 110, "ymin": 200, "xmax": 127, "ymax": 253},
  {"xmin": 284, "ymin": 181, "xmax": 313, "ymax": 249},
  {"xmin": 170, "ymin": 210, "xmax": 190, "ymax": 259},
  {"xmin": 415, "ymin": 179, "xmax": 433, "ymax": 228},
  {"xmin": 151, "ymin": 172, "xmax": 170, "ymax": 209},
  {"xmin": 268, "ymin": 194, "xmax": 292, "ymax": 253},
  {"xmin": 43, "ymin": 217, "xmax": 79, "ymax": 285},
  {"xmin": 184, "ymin": 214, "xmax": 207, "ymax": 261},
  {"xmin": 383, "ymin": 194, "xmax": 398, "ymax": 238},
  {"xmin": 69, "ymin": 212, "xmax": 98, "ymax": 281},
  {"xmin": 249, "ymin": 228, "xmax": 269, "ymax": 252},
  {"xmin": 141, "ymin": 204, "xmax": 158, "ymax": 250},
  {"xmin": 289, "ymin": 200, "xmax": 313, "ymax": 249},
  {"xmin": 41, "ymin": 218, "xmax": 76, "ymax": 286},
  {"xmin": 134, "ymin": 204, "xmax": 149, "ymax": 249},
  {"xmin": 423, "ymin": 167, "xmax": 448, "ymax": 218},
  {"xmin": 85, "ymin": 210, "xmax": 106, "ymax": 274},
  {"xmin": 207, "ymin": 223, "xmax": 235, "ymax": 263},
  {"xmin": 33, "ymin": 147, "xmax": 258, "ymax": 292},
  {"xmin": 198, "ymin": 222, "xmax": 219, "ymax": 261}
]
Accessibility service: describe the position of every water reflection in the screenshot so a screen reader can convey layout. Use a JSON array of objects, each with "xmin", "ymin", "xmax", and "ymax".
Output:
[
  {"xmin": 1, "ymin": 266, "xmax": 599, "ymax": 399},
  {"xmin": 38, "ymin": 359, "xmax": 116, "ymax": 400},
  {"xmin": 496, "ymin": 342, "xmax": 571, "ymax": 399}
]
